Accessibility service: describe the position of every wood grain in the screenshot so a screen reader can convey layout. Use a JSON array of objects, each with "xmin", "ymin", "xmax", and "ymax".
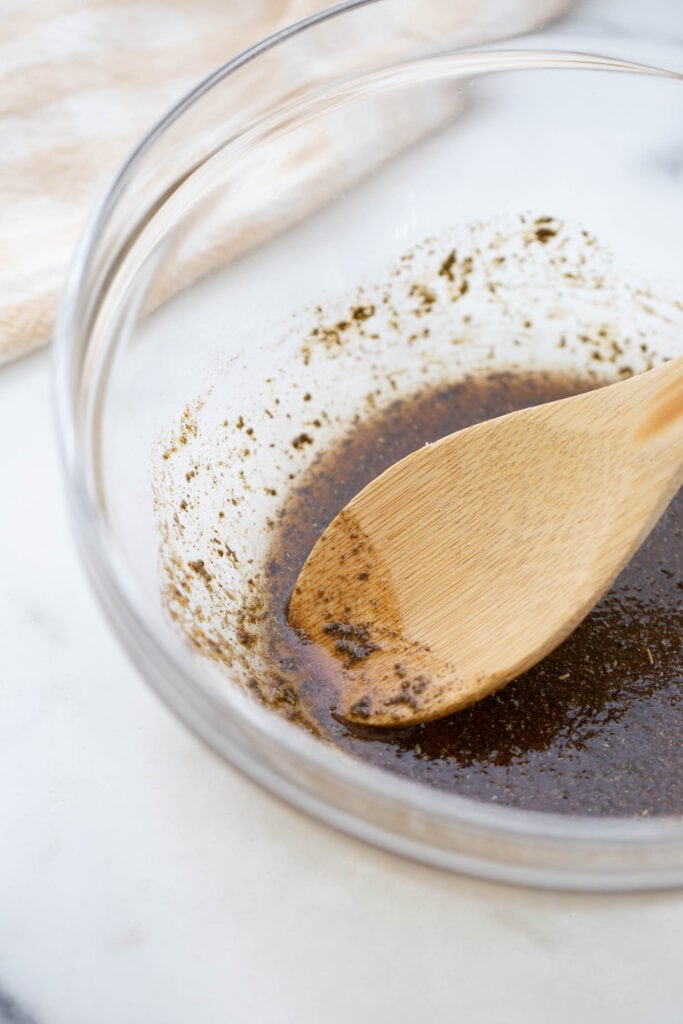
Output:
[{"xmin": 288, "ymin": 356, "xmax": 683, "ymax": 726}]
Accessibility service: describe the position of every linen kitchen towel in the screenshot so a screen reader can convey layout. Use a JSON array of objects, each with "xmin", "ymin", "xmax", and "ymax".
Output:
[{"xmin": 0, "ymin": 0, "xmax": 569, "ymax": 364}]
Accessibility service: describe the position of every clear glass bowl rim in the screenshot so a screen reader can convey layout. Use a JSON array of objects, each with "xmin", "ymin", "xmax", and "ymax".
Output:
[{"xmin": 54, "ymin": 0, "xmax": 683, "ymax": 890}]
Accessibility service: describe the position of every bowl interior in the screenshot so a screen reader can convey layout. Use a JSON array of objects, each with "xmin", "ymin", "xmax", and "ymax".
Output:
[{"xmin": 58, "ymin": 45, "xmax": 683, "ymax": 888}]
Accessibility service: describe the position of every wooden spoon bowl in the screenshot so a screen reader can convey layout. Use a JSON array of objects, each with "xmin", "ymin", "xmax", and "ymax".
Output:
[{"xmin": 289, "ymin": 356, "xmax": 683, "ymax": 727}]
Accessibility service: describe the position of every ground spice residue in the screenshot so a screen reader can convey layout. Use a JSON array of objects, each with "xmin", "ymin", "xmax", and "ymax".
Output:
[{"xmin": 152, "ymin": 215, "xmax": 683, "ymax": 817}]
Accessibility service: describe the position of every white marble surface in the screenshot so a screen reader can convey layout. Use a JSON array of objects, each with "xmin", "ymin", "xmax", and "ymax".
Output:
[{"xmin": 1, "ymin": 3, "xmax": 683, "ymax": 1022}]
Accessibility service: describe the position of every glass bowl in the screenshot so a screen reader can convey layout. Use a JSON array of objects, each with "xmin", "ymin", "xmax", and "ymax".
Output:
[{"xmin": 54, "ymin": 0, "xmax": 683, "ymax": 890}]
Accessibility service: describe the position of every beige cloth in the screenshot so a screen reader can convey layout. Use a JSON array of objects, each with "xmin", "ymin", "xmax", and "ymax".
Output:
[{"xmin": 0, "ymin": 0, "xmax": 569, "ymax": 365}]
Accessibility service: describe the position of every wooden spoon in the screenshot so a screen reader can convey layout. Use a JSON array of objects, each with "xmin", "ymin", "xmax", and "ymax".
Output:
[{"xmin": 288, "ymin": 356, "xmax": 683, "ymax": 727}]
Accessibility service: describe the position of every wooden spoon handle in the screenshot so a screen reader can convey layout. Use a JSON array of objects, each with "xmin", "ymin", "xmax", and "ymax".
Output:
[
  {"xmin": 628, "ymin": 353, "xmax": 683, "ymax": 448},
  {"xmin": 571, "ymin": 354, "xmax": 683, "ymax": 467}
]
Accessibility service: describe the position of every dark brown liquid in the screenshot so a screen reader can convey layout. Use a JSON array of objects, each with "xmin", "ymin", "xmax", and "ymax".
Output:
[{"xmin": 265, "ymin": 373, "xmax": 682, "ymax": 817}]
